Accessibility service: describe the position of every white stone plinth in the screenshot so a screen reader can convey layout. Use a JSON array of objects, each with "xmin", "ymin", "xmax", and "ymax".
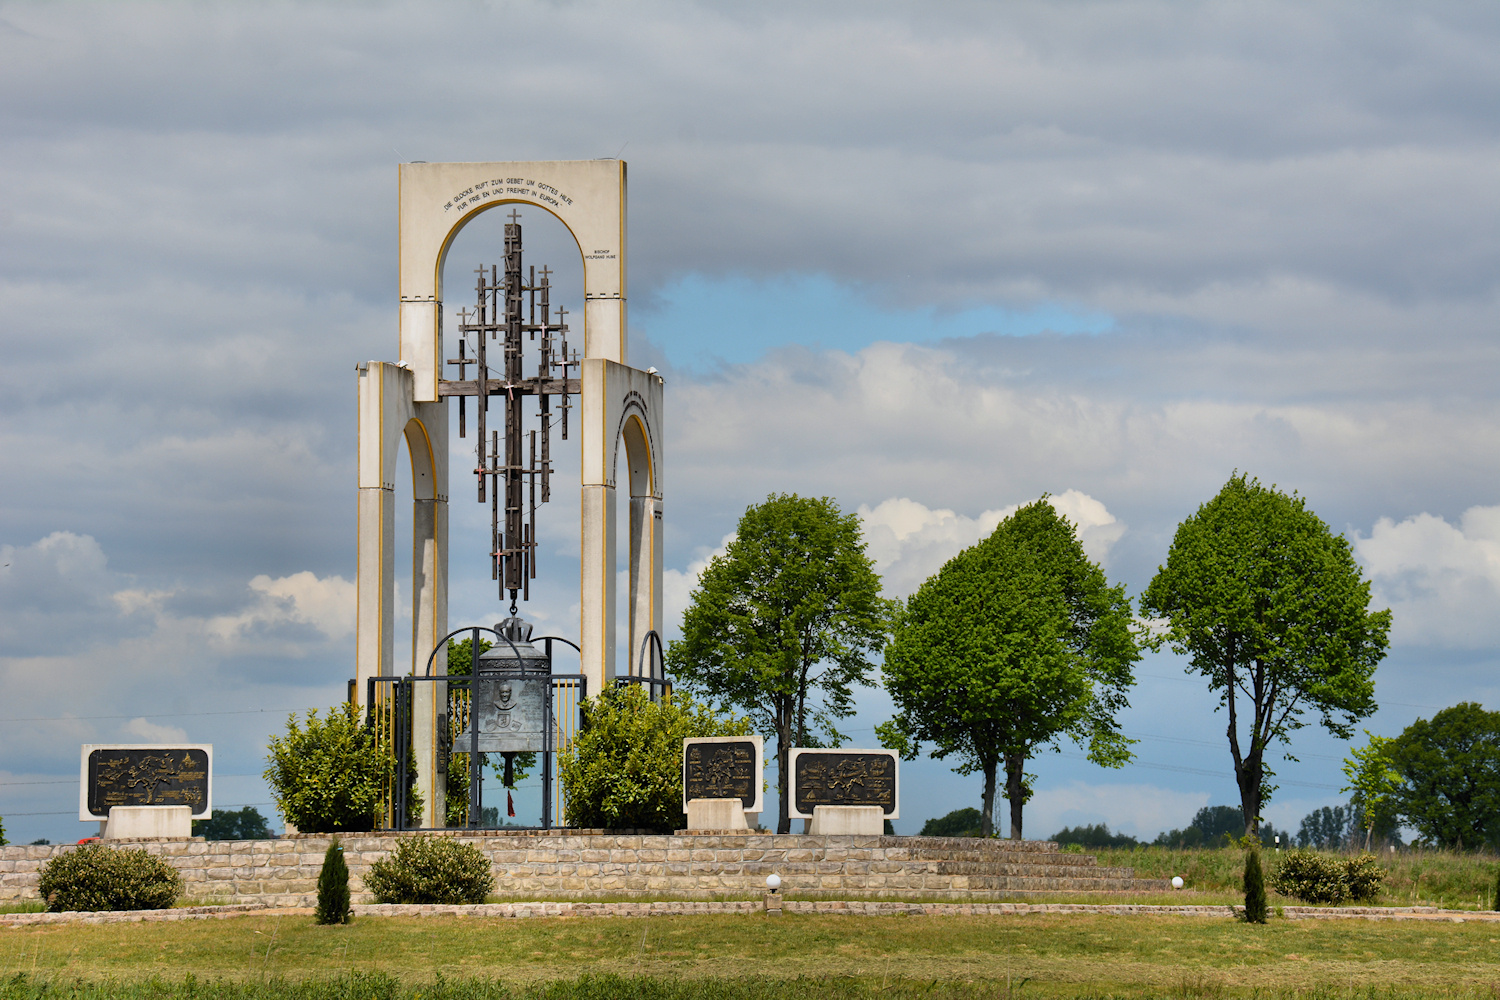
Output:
[
  {"xmin": 103, "ymin": 806, "xmax": 192, "ymax": 839},
  {"xmin": 809, "ymin": 805, "xmax": 885, "ymax": 835},
  {"xmin": 685, "ymin": 798, "xmax": 750, "ymax": 831}
]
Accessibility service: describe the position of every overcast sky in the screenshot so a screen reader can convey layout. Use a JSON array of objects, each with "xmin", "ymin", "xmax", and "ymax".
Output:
[{"xmin": 4, "ymin": 1, "xmax": 1500, "ymax": 844}]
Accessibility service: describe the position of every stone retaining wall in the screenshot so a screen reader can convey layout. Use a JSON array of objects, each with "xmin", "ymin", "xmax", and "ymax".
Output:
[{"xmin": 0, "ymin": 833, "xmax": 1166, "ymax": 907}]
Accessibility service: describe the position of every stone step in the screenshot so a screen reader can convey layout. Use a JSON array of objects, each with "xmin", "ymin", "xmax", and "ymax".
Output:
[
  {"xmin": 910, "ymin": 862, "xmax": 1143, "ymax": 879},
  {"xmin": 902, "ymin": 849, "xmax": 1100, "ymax": 867}
]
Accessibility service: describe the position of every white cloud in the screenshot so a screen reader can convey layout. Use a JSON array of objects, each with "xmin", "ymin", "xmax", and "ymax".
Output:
[
  {"xmin": 1355, "ymin": 505, "xmax": 1500, "ymax": 648},
  {"xmin": 857, "ymin": 490, "xmax": 1125, "ymax": 599},
  {"xmin": 122, "ymin": 717, "xmax": 189, "ymax": 743}
]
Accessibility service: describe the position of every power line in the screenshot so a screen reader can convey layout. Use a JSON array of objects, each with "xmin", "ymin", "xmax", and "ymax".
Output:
[{"xmin": 0, "ymin": 709, "xmax": 302, "ymax": 724}]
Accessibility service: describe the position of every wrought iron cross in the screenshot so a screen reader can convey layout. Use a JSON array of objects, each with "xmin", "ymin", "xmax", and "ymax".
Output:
[{"xmin": 441, "ymin": 214, "xmax": 580, "ymax": 613}]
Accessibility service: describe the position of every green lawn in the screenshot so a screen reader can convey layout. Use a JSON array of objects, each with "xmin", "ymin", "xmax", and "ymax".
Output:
[
  {"xmin": 3, "ymin": 911, "xmax": 1499, "ymax": 998},
  {"xmin": 1089, "ymin": 846, "xmax": 1500, "ymax": 909}
]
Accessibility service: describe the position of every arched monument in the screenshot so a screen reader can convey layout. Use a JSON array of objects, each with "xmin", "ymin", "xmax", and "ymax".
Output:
[{"xmin": 355, "ymin": 160, "xmax": 664, "ymax": 826}]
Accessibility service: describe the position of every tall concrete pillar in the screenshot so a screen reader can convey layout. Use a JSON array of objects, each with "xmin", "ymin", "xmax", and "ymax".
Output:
[
  {"xmin": 579, "ymin": 483, "xmax": 617, "ymax": 693},
  {"xmin": 627, "ymin": 495, "xmax": 663, "ymax": 678},
  {"xmin": 408, "ymin": 399, "xmax": 448, "ymax": 828}
]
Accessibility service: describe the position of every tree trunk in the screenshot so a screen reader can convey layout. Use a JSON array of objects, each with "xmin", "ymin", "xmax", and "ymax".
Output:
[
  {"xmin": 777, "ymin": 723, "xmax": 792, "ymax": 834},
  {"xmin": 1006, "ymin": 753, "xmax": 1026, "ymax": 840},
  {"xmin": 1236, "ymin": 752, "xmax": 1261, "ymax": 841},
  {"xmin": 979, "ymin": 758, "xmax": 997, "ymax": 838}
]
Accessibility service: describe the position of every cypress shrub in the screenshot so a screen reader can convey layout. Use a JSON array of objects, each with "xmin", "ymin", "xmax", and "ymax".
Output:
[
  {"xmin": 37, "ymin": 844, "xmax": 181, "ymax": 912},
  {"xmin": 1242, "ymin": 845, "xmax": 1267, "ymax": 923},
  {"xmin": 315, "ymin": 837, "xmax": 351, "ymax": 925},
  {"xmin": 1493, "ymin": 865, "xmax": 1499, "ymax": 911}
]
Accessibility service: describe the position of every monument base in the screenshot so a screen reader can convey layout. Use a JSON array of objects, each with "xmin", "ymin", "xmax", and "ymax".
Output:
[
  {"xmin": 809, "ymin": 805, "xmax": 884, "ymax": 835},
  {"xmin": 685, "ymin": 798, "xmax": 751, "ymax": 831},
  {"xmin": 103, "ymin": 806, "xmax": 192, "ymax": 839}
]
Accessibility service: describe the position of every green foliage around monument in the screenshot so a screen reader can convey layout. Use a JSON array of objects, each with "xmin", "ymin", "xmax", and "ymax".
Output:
[
  {"xmin": 1243, "ymin": 843, "xmax": 1268, "ymax": 923},
  {"xmin": 193, "ymin": 806, "xmax": 272, "ymax": 841},
  {"xmin": 1141, "ymin": 473, "xmax": 1389, "ymax": 840},
  {"xmin": 37, "ymin": 844, "xmax": 181, "ymax": 912},
  {"xmin": 315, "ymin": 837, "xmax": 351, "ymax": 925},
  {"xmin": 667, "ymin": 493, "xmax": 895, "ymax": 834},
  {"xmin": 265, "ymin": 703, "xmax": 399, "ymax": 833},
  {"xmin": 559, "ymin": 684, "xmax": 753, "ymax": 833},
  {"xmin": 879, "ymin": 497, "xmax": 1140, "ymax": 839},
  {"xmin": 362, "ymin": 835, "xmax": 494, "ymax": 904},
  {"xmin": 1381, "ymin": 702, "xmax": 1500, "ymax": 849}
]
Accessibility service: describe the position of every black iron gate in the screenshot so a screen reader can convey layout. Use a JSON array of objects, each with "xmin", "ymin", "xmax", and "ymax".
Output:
[{"xmin": 366, "ymin": 626, "xmax": 586, "ymax": 832}]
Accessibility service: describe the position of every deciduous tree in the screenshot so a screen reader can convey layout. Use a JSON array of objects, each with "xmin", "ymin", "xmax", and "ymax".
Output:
[
  {"xmin": 668, "ymin": 494, "xmax": 895, "ymax": 833},
  {"xmin": 1141, "ymin": 474, "xmax": 1389, "ymax": 839},
  {"xmin": 1385, "ymin": 702, "xmax": 1500, "ymax": 849},
  {"xmin": 878, "ymin": 498, "xmax": 1139, "ymax": 838}
]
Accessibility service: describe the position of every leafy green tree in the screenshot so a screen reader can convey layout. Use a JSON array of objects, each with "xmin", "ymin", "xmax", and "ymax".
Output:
[
  {"xmin": 1384, "ymin": 702, "xmax": 1500, "ymax": 848},
  {"xmin": 1053, "ymin": 823, "xmax": 1140, "ymax": 848},
  {"xmin": 668, "ymin": 494, "xmax": 895, "ymax": 833},
  {"xmin": 192, "ymin": 806, "xmax": 272, "ymax": 841},
  {"xmin": 1141, "ymin": 474, "xmax": 1389, "ymax": 839},
  {"xmin": 0, "ymin": 815, "xmax": 7, "ymax": 846},
  {"xmin": 264, "ymin": 704, "xmax": 397, "ymax": 833},
  {"xmin": 1295, "ymin": 805, "xmax": 1356, "ymax": 850},
  {"xmin": 879, "ymin": 498, "xmax": 1139, "ymax": 838},
  {"xmin": 920, "ymin": 807, "xmax": 985, "ymax": 838},
  {"xmin": 1154, "ymin": 805, "xmax": 1287, "ymax": 849},
  {"xmin": 1342, "ymin": 731, "xmax": 1403, "ymax": 850},
  {"xmin": 559, "ymin": 685, "xmax": 754, "ymax": 832}
]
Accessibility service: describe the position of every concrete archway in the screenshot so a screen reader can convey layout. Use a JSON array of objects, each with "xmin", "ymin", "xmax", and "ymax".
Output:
[{"xmin": 355, "ymin": 161, "xmax": 663, "ymax": 827}]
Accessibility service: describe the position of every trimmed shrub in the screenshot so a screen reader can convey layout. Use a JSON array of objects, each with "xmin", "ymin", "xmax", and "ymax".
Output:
[
  {"xmin": 316, "ymin": 837, "xmax": 351, "ymax": 924},
  {"xmin": 37, "ymin": 844, "xmax": 181, "ymax": 912},
  {"xmin": 363, "ymin": 835, "xmax": 494, "ymax": 904},
  {"xmin": 1343, "ymin": 853, "xmax": 1386, "ymax": 902},
  {"xmin": 1269, "ymin": 850, "xmax": 1387, "ymax": 904},
  {"xmin": 559, "ymin": 685, "xmax": 753, "ymax": 833},
  {"xmin": 1243, "ymin": 846, "xmax": 1267, "ymax": 923},
  {"xmin": 264, "ymin": 703, "xmax": 420, "ymax": 833},
  {"xmin": 1270, "ymin": 850, "xmax": 1348, "ymax": 903}
]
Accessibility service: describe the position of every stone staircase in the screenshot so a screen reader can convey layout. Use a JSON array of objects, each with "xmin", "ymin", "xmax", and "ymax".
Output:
[{"xmin": 1, "ymin": 832, "xmax": 1168, "ymax": 906}]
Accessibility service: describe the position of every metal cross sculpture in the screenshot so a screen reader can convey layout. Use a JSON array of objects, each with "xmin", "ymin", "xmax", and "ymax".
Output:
[{"xmin": 441, "ymin": 210, "xmax": 580, "ymax": 614}]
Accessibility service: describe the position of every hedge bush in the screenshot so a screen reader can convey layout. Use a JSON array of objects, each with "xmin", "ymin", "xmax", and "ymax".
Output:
[
  {"xmin": 362, "ymin": 835, "xmax": 494, "ymax": 904},
  {"xmin": 1269, "ymin": 850, "xmax": 1386, "ymax": 904},
  {"xmin": 559, "ymin": 685, "xmax": 753, "ymax": 832},
  {"xmin": 37, "ymin": 844, "xmax": 181, "ymax": 912},
  {"xmin": 264, "ymin": 703, "xmax": 420, "ymax": 833}
]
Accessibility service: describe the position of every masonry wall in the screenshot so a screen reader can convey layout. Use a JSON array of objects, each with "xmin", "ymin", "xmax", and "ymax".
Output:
[{"xmin": 0, "ymin": 833, "xmax": 1165, "ymax": 907}]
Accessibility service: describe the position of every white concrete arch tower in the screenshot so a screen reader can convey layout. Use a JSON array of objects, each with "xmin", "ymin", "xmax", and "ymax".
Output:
[{"xmin": 355, "ymin": 160, "xmax": 664, "ymax": 827}]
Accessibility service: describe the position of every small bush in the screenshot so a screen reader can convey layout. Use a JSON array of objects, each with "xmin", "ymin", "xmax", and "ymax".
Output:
[
  {"xmin": 1343, "ymin": 853, "xmax": 1386, "ymax": 902},
  {"xmin": 37, "ymin": 844, "xmax": 181, "ymax": 912},
  {"xmin": 1270, "ymin": 850, "xmax": 1348, "ymax": 903},
  {"xmin": 316, "ymin": 837, "xmax": 351, "ymax": 924},
  {"xmin": 363, "ymin": 835, "xmax": 494, "ymax": 904},
  {"xmin": 1243, "ymin": 846, "xmax": 1267, "ymax": 923},
  {"xmin": 559, "ymin": 685, "xmax": 753, "ymax": 832},
  {"xmin": 1269, "ymin": 850, "xmax": 1387, "ymax": 904}
]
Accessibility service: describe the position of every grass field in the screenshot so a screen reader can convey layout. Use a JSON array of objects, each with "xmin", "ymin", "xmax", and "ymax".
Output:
[
  {"xmin": 1090, "ymin": 847, "xmax": 1500, "ymax": 909},
  {"xmin": 3, "ymin": 911, "xmax": 1499, "ymax": 998}
]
